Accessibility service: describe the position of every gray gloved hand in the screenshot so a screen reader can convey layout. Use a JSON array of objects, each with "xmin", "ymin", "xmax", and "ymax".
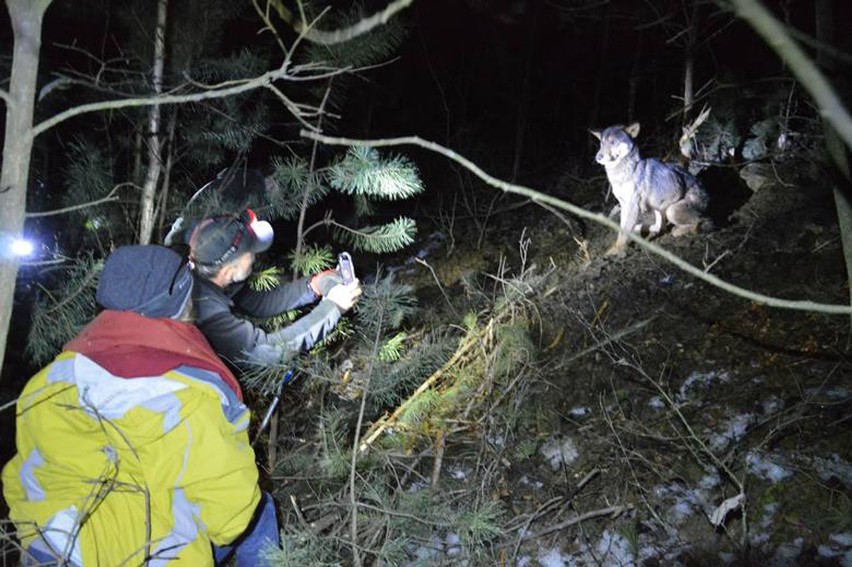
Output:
[{"xmin": 310, "ymin": 269, "xmax": 343, "ymax": 297}]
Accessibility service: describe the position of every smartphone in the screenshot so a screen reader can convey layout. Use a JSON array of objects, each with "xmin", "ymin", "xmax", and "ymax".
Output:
[{"xmin": 338, "ymin": 252, "xmax": 355, "ymax": 285}]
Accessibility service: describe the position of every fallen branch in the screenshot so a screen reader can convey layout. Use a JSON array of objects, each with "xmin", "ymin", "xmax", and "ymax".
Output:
[
  {"xmin": 519, "ymin": 505, "xmax": 632, "ymax": 542},
  {"xmin": 358, "ymin": 317, "xmax": 497, "ymax": 453}
]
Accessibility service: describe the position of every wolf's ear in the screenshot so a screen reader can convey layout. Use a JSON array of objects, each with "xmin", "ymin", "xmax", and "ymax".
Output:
[
  {"xmin": 589, "ymin": 128, "xmax": 602, "ymax": 140},
  {"xmin": 625, "ymin": 123, "xmax": 641, "ymax": 138}
]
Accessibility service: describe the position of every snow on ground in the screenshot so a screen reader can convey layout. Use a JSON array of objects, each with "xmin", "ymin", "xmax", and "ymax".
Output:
[{"xmin": 539, "ymin": 436, "xmax": 579, "ymax": 471}]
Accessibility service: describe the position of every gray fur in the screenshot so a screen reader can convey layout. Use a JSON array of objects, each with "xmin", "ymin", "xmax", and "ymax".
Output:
[{"xmin": 590, "ymin": 122, "xmax": 709, "ymax": 255}]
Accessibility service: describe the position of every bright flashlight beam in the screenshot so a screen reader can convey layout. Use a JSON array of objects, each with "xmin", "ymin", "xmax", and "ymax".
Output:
[{"xmin": 11, "ymin": 238, "xmax": 34, "ymax": 257}]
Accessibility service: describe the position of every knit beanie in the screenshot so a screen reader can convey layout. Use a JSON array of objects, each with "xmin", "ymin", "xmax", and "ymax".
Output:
[{"xmin": 96, "ymin": 245, "xmax": 193, "ymax": 319}]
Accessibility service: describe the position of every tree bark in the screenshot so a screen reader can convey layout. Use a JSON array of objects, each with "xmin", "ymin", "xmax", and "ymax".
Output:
[
  {"xmin": 0, "ymin": 0, "xmax": 52, "ymax": 378},
  {"xmin": 138, "ymin": 0, "xmax": 168, "ymax": 244},
  {"xmin": 815, "ymin": 0, "xmax": 852, "ymax": 330}
]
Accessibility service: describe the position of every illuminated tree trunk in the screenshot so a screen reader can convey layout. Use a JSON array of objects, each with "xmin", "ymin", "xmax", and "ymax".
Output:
[
  {"xmin": 138, "ymin": 0, "xmax": 168, "ymax": 244},
  {"xmin": 0, "ymin": 0, "xmax": 52, "ymax": 378}
]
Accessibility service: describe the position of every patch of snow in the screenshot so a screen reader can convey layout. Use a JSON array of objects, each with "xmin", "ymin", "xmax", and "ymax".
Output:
[
  {"xmin": 718, "ymin": 551, "xmax": 737, "ymax": 563},
  {"xmin": 451, "ymin": 468, "xmax": 468, "ymax": 480},
  {"xmin": 407, "ymin": 480, "xmax": 429, "ymax": 493},
  {"xmin": 771, "ymin": 538, "xmax": 803, "ymax": 565},
  {"xmin": 648, "ymin": 396, "xmax": 665, "ymax": 410},
  {"xmin": 746, "ymin": 450, "xmax": 792, "ymax": 483},
  {"xmin": 520, "ymin": 475, "xmax": 543, "ymax": 489},
  {"xmin": 406, "ymin": 533, "xmax": 444, "ymax": 564},
  {"xmin": 445, "ymin": 532, "xmax": 461, "ymax": 557},
  {"xmin": 814, "ymin": 454, "xmax": 852, "ymax": 486},
  {"xmin": 516, "ymin": 556, "xmax": 532, "ymax": 567},
  {"xmin": 595, "ymin": 530, "xmax": 634, "ymax": 565},
  {"xmin": 540, "ymin": 437, "xmax": 579, "ymax": 471},
  {"xmin": 761, "ymin": 395, "xmax": 782, "ymax": 414},
  {"xmin": 537, "ymin": 547, "xmax": 569, "ymax": 567},
  {"xmin": 677, "ymin": 370, "xmax": 731, "ymax": 402},
  {"xmin": 698, "ymin": 472, "xmax": 721, "ymax": 490},
  {"xmin": 708, "ymin": 413, "xmax": 754, "ymax": 451},
  {"xmin": 487, "ymin": 435, "xmax": 505, "ymax": 447},
  {"xmin": 653, "ymin": 484, "xmax": 710, "ymax": 525},
  {"xmin": 804, "ymin": 386, "xmax": 850, "ymax": 401},
  {"xmin": 567, "ymin": 406, "xmax": 591, "ymax": 418},
  {"xmin": 817, "ymin": 532, "xmax": 852, "ymax": 564}
]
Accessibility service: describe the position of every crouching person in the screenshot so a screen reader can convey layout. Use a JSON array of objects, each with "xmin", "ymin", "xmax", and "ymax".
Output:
[
  {"xmin": 2, "ymin": 245, "xmax": 279, "ymax": 566},
  {"xmin": 187, "ymin": 209, "xmax": 361, "ymax": 367}
]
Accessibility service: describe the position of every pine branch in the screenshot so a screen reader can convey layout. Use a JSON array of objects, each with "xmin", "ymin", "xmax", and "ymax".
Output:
[
  {"xmin": 269, "ymin": 155, "xmax": 329, "ymax": 221},
  {"xmin": 27, "ymin": 256, "xmax": 101, "ymax": 365},
  {"xmin": 335, "ymin": 217, "xmax": 416, "ymax": 254},
  {"xmin": 287, "ymin": 244, "xmax": 335, "ymax": 277},
  {"xmin": 329, "ymin": 147, "xmax": 423, "ymax": 200}
]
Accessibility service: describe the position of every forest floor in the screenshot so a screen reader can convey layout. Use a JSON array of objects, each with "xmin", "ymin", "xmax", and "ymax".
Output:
[
  {"xmin": 1, "ymin": 157, "xmax": 850, "ymax": 567},
  {"xmin": 369, "ymin": 158, "xmax": 851, "ymax": 565}
]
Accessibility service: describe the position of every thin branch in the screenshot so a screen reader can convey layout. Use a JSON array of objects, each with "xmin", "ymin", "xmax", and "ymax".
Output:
[
  {"xmin": 300, "ymin": 130, "xmax": 852, "ymax": 316},
  {"xmin": 518, "ymin": 505, "xmax": 632, "ymax": 542},
  {"xmin": 348, "ymin": 310, "xmax": 384, "ymax": 567},
  {"xmin": 292, "ymin": 0, "xmax": 414, "ymax": 46},
  {"xmin": 25, "ymin": 183, "xmax": 136, "ymax": 218},
  {"xmin": 31, "ymin": 66, "xmax": 287, "ymax": 139}
]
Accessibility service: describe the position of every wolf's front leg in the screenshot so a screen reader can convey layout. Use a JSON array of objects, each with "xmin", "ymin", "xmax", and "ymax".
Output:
[
  {"xmin": 649, "ymin": 209, "xmax": 664, "ymax": 235},
  {"xmin": 606, "ymin": 198, "xmax": 640, "ymax": 256}
]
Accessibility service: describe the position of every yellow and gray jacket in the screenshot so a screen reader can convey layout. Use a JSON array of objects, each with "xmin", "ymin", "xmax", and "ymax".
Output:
[{"xmin": 2, "ymin": 310, "xmax": 260, "ymax": 566}]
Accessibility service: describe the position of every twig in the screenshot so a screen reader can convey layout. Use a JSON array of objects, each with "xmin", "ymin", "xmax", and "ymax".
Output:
[
  {"xmin": 414, "ymin": 257, "xmax": 460, "ymax": 319},
  {"xmin": 553, "ymin": 318, "xmax": 654, "ymax": 372},
  {"xmin": 508, "ymin": 469, "xmax": 601, "ymax": 561},
  {"xmin": 430, "ymin": 430, "xmax": 445, "ymax": 490},
  {"xmin": 518, "ymin": 505, "xmax": 631, "ymax": 542},
  {"xmin": 349, "ymin": 311, "xmax": 384, "ymax": 567},
  {"xmin": 25, "ymin": 183, "xmax": 135, "ymax": 218},
  {"xmin": 300, "ymin": 130, "xmax": 852, "ymax": 316}
]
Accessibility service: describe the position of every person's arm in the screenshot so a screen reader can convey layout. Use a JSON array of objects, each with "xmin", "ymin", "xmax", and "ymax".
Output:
[
  {"xmin": 199, "ymin": 298, "xmax": 343, "ymax": 367},
  {"xmin": 232, "ymin": 271, "xmax": 342, "ymax": 318},
  {"xmin": 246, "ymin": 299, "xmax": 342, "ymax": 365}
]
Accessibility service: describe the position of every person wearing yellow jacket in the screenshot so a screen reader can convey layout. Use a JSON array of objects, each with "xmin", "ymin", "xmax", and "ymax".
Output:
[{"xmin": 2, "ymin": 245, "xmax": 279, "ymax": 565}]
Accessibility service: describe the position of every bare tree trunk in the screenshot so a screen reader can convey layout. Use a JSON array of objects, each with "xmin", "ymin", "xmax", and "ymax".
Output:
[
  {"xmin": 0, "ymin": 0, "xmax": 52, "ymax": 378},
  {"xmin": 155, "ymin": 110, "xmax": 178, "ymax": 237},
  {"xmin": 588, "ymin": 4, "xmax": 610, "ymax": 130},
  {"xmin": 138, "ymin": 0, "xmax": 168, "ymax": 244},
  {"xmin": 815, "ymin": 0, "xmax": 852, "ymax": 331},
  {"xmin": 681, "ymin": 0, "xmax": 699, "ymax": 124},
  {"xmin": 627, "ymin": 32, "xmax": 643, "ymax": 123},
  {"xmin": 682, "ymin": 52, "xmax": 694, "ymax": 119},
  {"xmin": 510, "ymin": 2, "xmax": 538, "ymax": 183}
]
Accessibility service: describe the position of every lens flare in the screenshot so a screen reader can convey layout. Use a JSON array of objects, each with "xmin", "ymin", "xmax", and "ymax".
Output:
[{"xmin": 11, "ymin": 238, "xmax": 34, "ymax": 257}]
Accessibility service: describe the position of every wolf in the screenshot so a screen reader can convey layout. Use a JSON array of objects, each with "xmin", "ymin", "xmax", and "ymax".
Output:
[{"xmin": 590, "ymin": 123, "xmax": 709, "ymax": 256}]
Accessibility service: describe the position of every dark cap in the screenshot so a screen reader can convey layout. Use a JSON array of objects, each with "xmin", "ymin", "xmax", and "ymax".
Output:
[
  {"xmin": 97, "ymin": 245, "xmax": 193, "ymax": 319},
  {"xmin": 188, "ymin": 209, "xmax": 274, "ymax": 267}
]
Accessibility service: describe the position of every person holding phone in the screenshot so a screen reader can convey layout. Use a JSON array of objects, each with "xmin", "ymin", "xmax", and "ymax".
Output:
[{"xmin": 186, "ymin": 209, "xmax": 362, "ymax": 367}]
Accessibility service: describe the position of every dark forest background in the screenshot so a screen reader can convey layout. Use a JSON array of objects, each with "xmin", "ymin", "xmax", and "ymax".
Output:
[{"xmin": 2, "ymin": 1, "xmax": 851, "ymax": 564}]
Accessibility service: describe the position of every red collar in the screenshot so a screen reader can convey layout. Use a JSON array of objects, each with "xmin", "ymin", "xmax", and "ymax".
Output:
[{"xmin": 65, "ymin": 311, "xmax": 243, "ymax": 400}]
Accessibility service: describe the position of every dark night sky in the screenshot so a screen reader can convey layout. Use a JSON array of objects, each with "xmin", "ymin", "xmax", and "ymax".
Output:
[{"xmin": 3, "ymin": 0, "xmax": 842, "ymax": 192}]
